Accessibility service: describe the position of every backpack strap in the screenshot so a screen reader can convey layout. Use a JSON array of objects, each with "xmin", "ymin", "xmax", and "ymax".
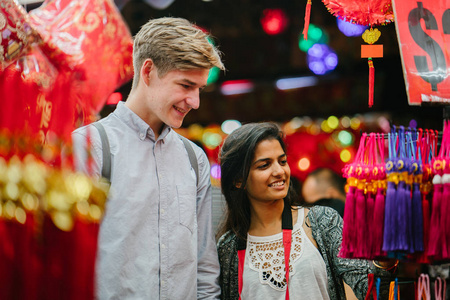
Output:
[
  {"xmin": 91, "ymin": 123, "xmax": 198, "ymax": 186},
  {"xmin": 179, "ymin": 134, "xmax": 199, "ymax": 186},
  {"xmin": 92, "ymin": 122, "xmax": 111, "ymax": 182}
]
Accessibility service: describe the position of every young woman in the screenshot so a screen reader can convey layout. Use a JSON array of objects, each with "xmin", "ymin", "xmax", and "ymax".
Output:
[{"xmin": 217, "ymin": 122, "xmax": 395, "ymax": 300}]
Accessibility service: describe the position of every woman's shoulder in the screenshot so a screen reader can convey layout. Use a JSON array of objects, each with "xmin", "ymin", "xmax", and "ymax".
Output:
[
  {"xmin": 217, "ymin": 230, "xmax": 237, "ymax": 250},
  {"xmin": 306, "ymin": 205, "xmax": 342, "ymax": 227}
]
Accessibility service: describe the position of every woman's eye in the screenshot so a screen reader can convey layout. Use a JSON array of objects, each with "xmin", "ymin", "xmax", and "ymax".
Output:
[
  {"xmin": 280, "ymin": 159, "xmax": 287, "ymax": 165},
  {"xmin": 258, "ymin": 163, "xmax": 269, "ymax": 169}
]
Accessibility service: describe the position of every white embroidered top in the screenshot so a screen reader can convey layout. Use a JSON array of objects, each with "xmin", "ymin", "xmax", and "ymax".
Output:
[{"xmin": 241, "ymin": 207, "xmax": 330, "ymax": 300}]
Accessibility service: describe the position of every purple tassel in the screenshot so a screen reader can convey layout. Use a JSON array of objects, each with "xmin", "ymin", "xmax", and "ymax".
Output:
[
  {"xmin": 396, "ymin": 180, "xmax": 408, "ymax": 251},
  {"xmin": 383, "ymin": 181, "xmax": 397, "ymax": 252},
  {"xmin": 411, "ymin": 182, "xmax": 424, "ymax": 252},
  {"xmin": 404, "ymin": 182, "xmax": 414, "ymax": 253},
  {"xmin": 372, "ymin": 187, "xmax": 385, "ymax": 257}
]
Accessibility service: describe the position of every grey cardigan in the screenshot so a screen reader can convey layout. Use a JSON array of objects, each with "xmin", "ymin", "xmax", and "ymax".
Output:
[{"xmin": 217, "ymin": 205, "xmax": 392, "ymax": 300}]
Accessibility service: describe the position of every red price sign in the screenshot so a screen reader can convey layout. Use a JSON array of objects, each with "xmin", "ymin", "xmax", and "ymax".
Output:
[{"xmin": 392, "ymin": 0, "xmax": 450, "ymax": 105}]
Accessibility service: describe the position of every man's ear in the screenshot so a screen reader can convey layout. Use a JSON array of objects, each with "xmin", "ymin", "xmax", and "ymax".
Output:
[{"xmin": 141, "ymin": 59, "xmax": 155, "ymax": 86}]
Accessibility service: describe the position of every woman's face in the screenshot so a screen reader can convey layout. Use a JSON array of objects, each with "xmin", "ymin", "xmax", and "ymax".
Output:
[{"xmin": 245, "ymin": 138, "xmax": 291, "ymax": 205}]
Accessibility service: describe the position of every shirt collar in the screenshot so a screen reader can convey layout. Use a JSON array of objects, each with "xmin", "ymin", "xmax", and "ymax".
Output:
[{"xmin": 113, "ymin": 101, "xmax": 172, "ymax": 141}]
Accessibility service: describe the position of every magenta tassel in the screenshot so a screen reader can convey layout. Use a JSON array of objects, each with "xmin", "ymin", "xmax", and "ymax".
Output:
[
  {"xmin": 411, "ymin": 182, "xmax": 424, "ymax": 252},
  {"xmin": 340, "ymin": 185, "xmax": 356, "ymax": 258},
  {"xmin": 365, "ymin": 190, "xmax": 375, "ymax": 259},
  {"xmin": 354, "ymin": 187, "xmax": 367, "ymax": 258},
  {"xmin": 428, "ymin": 181, "xmax": 443, "ymax": 259},
  {"xmin": 441, "ymin": 182, "xmax": 450, "ymax": 259}
]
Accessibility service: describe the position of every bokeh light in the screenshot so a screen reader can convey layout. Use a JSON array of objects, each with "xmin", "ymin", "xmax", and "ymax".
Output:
[
  {"xmin": 221, "ymin": 120, "xmax": 241, "ymax": 135},
  {"xmin": 341, "ymin": 116, "xmax": 351, "ymax": 128},
  {"xmin": 202, "ymin": 132, "xmax": 222, "ymax": 148},
  {"xmin": 298, "ymin": 24, "xmax": 328, "ymax": 52},
  {"xmin": 210, "ymin": 164, "xmax": 221, "ymax": 179},
  {"xmin": 340, "ymin": 149, "xmax": 352, "ymax": 162},
  {"xmin": 338, "ymin": 130, "xmax": 353, "ymax": 146},
  {"xmin": 260, "ymin": 8, "xmax": 289, "ymax": 35},
  {"xmin": 207, "ymin": 66, "xmax": 220, "ymax": 85},
  {"xmin": 321, "ymin": 120, "xmax": 332, "ymax": 133},
  {"xmin": 307, "ymin": 44, "xmax": 338, "ymax": 75},
  {"xmin": 298, "ymin": 157, "xmax": 311, "ymax": 171},
  {"xmin": 336, "ymin": 18, "xmax": 369, "ymax": 37},
  {"xmin": 327, "ymin": 116, "xmax": 339, "ymax": 129},
  {"xmin": 350, "ymin": 117, "xmax": 361, "ymax": 130}
]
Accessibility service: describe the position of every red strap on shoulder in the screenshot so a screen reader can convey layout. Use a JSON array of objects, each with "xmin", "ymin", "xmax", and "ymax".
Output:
[
  {"xmin": 283, "ymin": 229, "xmax": 292, "ymax": 300},
  {"xmin": 238, "ymin": 249, "xmax": 245, "ymax": 299}
]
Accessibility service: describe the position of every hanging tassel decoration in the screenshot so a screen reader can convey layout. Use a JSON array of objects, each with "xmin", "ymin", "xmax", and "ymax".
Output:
[
  {"xmin": 368, "ymin": 58, "xmax": 375, "ymax": 107},
  {"xmin": 361, "ymin": 28, "xmax": 383, "ymax": 108},
  {"xmin": 354, "ymin": 181, "xmax": 367, "ymax": 258},
  {"xmin": 412, "ymin": 180, "xmax": 424, "ymax": 252},
  {"xmin": 428, "ymin": 174, "xmax": 443, "ymax": 260},
  {"xmin": 383, "ymin": 133, "xmax": 398, "ymax": 252},
  {"xmin": 302, "ymin": 0, "xmax": 312, "ymax": 40},
  {"xmin": 372, "ymin": 134, "xmax": 386, "ymax": 257}
]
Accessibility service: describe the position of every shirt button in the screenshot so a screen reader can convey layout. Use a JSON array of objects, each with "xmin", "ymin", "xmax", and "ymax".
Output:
[
  {"xmin": 161, "ymin": 208, "xmax": 165, "ymax": 214},
  {"xmin": 140, "ymin": 133, "xmax": 145, "ymax": 139},
  {"xmin": 161, "ymin": 280, "xmax": 165, "ymax": 286},
  {"xmin": 161, "ymin": 244, "xmax": 166, "ymax": 249}
]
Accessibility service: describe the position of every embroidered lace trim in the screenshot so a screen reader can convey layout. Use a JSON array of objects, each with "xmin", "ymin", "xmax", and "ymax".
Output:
[{"xmin": 247, "ymin": 227, "xmax": 303, "ymax": 291}]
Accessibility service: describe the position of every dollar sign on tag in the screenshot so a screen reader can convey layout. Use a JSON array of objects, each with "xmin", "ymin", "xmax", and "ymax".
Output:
[
  {"xmin": 443, "ymin": 9, "xmax": 450, "ymax": 34},
  {"xmin": 408, "ymin": 2, "xmax": 446, "ymax": 91}
]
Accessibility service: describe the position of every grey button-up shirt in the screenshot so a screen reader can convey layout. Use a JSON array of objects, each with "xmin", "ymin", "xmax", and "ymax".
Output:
[{"xmin": 72, "ymin": 102, "xmax": 220, "ymax": 299}]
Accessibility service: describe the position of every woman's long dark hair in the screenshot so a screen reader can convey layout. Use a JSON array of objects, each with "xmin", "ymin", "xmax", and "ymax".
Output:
[{"xmin": 217, "ymin": 122, "xmax": 301, "ymax": 240}]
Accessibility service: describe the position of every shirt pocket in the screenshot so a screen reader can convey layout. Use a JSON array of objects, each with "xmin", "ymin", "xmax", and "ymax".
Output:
[{"xmin": 176, "ymin": 185, "xmax": 197, "ymax": 233}]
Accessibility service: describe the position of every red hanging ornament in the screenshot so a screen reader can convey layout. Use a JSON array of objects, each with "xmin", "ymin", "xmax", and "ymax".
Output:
[
  {"xmin": 302, "ymin": 0, "xmax": 312, "ymax": 40},
  {"xmin": 321, "ymin": 0, "xmax": 394, "ymax": 26},
  {"xmin": 318, "ymin": 0, "xmax": 394, "ymax": 107}
]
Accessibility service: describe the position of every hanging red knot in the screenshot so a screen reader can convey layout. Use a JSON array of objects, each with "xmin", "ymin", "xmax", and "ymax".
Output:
[{"xmin": 302, "ymin": 0, "xmax": 312, "ymax": 40}]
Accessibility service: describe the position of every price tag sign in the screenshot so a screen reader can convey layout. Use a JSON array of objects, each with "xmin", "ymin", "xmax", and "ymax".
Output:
[{"xmin": 392, "ymin": 0, "xmax": 450, "ymax": 105}]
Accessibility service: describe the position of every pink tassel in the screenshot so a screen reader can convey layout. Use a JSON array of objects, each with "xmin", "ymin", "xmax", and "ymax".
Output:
[
  {"xmin": 411, "ymin": 182, "xmax": 424, "ymax": 252},
  {"xmin": 340, "ymin": 185, "xmax": 356, "ymax": 258},
  {"xmin": 441, "ymin": 180, "xmax": 450, "ymax": 259},
  {"xmin": 355, "ymin": 187, "xmax": 367, "ymax": 258},
  {"xmin": 372, "ymin": 187, "xmax": 385, "ymax": 257},
  {"xmin": 365, "ymin": 190, "xmax": 375, "ymax": 259},
  {"xmin": 428, "ymin": 177, "xmax": 443, "ymax": 260}
]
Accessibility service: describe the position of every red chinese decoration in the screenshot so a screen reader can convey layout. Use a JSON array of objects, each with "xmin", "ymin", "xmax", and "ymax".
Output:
[
  {"xmin": 321, "ymin": 0, "xmax": 394, "ymax": 26},
  {"xmin": 322, "ymin": 0, "xmax": 394, "ymax": 108},
  {"xmin": 0, "ymin": 0, "xmax": 133, "ymax": 299}
]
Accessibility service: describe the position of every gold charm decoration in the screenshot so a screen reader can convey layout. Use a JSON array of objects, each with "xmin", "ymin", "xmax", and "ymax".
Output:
[{"xmin": 362, "ymin": 28, "xmax": 381, "ymax": 45}]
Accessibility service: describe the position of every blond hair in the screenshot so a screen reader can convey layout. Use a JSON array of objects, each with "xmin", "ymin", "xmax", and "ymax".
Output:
[{"xmin": 132, "ymin": 17, "xmax": 224, "ymax": 88}]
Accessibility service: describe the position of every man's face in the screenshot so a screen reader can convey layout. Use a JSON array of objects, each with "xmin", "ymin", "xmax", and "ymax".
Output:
[
  {"xmin": 302, "ymin": 176, "xmax": 322, "ymax": 203},
  {"xmin": 145, "ymin": 67, "xmax": 209, "ymax": 129}
]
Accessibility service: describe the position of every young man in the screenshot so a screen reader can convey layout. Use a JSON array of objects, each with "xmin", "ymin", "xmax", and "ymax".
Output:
[{"xmin": 72, "ymin": 17, "xmax": 224, "ymax": 299}]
